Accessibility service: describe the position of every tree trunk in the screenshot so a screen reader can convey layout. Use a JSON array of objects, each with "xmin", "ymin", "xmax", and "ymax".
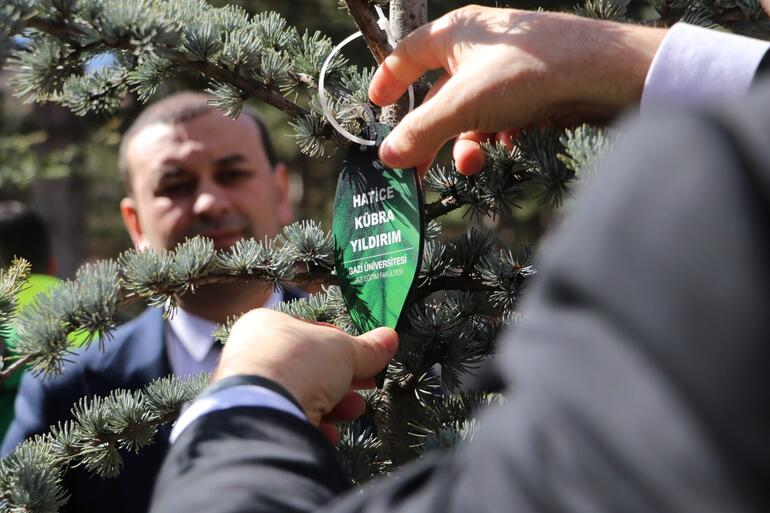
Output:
[
  {"xmin": 375, "ymin": 0, "xmax": 428, "ymax": 467},
  {"xmin": 380, "ymin": 0, "xmax": 428, "ymax": 128},
  {"xmin": 31, "ymin": 174, "xmax": 87, "ymax": 279},
  {"xmin": 29, "ymin": 103, "xmax": 90, "ymax": 279}
]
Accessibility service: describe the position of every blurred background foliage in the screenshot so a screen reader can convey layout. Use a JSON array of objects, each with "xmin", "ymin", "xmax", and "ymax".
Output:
[{"xmin": 0, "ymin": 0, "xmax": 653, "ymax": 278}]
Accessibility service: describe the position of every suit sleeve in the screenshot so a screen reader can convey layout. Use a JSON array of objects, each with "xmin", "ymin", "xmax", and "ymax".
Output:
[
  {"xmin": 1, "ymin": 368, "xmax": 83, "ymax": 456},
  {"xmin": 151, "ymin": 99, "xmax": 770, "ymax": 513}
]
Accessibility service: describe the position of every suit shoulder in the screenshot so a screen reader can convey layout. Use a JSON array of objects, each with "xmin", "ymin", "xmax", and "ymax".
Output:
[
  {"xmin": 73, "ymin": 308, "xmax": 164, "ymax": 368},
  {"xmin": 5, "ymin": 309, "xmax": 167, "ymax": 452},
  {"xmin": 24, "ymin": 308, "xmax": 166, "ymax": 394}
]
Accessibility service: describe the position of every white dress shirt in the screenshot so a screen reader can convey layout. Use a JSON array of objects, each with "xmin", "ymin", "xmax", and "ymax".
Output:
[
  {"xmin": 165, "ymin": 291, "xmax": 284, "ymax": 376},
  {"xmin": 642, "ymin": 22, "xmax": 770, "ymax": 111},
  {"xmin": 167, "ymin": 290, "xmax": 309, "ymax": 441},
  {"xmin": 171, "ymin": 25, "xmax": 770, "ymax": 443}
]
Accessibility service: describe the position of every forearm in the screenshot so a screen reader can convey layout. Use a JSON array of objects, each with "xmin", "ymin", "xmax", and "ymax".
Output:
[
  {"xmin": 152, "ymin": 406, "xmax": 351, "ymax": 513},
  {"xmin": 555, "ymin": 16, "xmax": 667, "ymax": 120}
]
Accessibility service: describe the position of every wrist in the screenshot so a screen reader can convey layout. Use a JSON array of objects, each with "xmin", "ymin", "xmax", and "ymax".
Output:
[
  {"xmin": 564, "ymin": 16, "xmax": 667, "ymax": 115},
  {"xmin": 215, "ymin": 360, "xmax": 305, "ymax": 409},
  {"xmin": 204, "ymin": 374, "xmax": 304, "ymax": 412},
  {"xmin": 214, "ymin": 361, "xmax": 285, "ymax": 388}
]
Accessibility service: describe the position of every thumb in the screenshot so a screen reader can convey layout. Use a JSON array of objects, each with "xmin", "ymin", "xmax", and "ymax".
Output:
[
  {"xmin": 378, "ymin": 74, "xmax": 468, "ymax": 170},
  {"xmin": 351, "ymin": 327, "xmax": 399, "ymax": 380}
]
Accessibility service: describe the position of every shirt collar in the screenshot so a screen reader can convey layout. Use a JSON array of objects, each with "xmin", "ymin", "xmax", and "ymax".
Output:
[{"xmin": 167, "ymin": 290, "xmax": 284, "ymax": 362}]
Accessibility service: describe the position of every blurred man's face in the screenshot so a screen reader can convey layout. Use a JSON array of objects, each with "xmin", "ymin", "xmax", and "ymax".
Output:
[{"xmin": 120, "ymin": 111, "xmax": 292, "ymax": 252}]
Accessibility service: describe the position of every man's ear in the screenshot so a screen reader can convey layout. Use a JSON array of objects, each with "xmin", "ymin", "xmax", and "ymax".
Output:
[
  {"xmin": 120, "ymin": 197, "xmax": 149, "ymax": 250},
  {"xmin": 273, "ymin": 163, "xmax": 294, "ymax": 225}
]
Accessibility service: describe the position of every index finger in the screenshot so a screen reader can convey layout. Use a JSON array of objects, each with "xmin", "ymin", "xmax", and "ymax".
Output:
[{"xmin": 368, "ymin": 20, "xmax": 446, "ymax": 106}]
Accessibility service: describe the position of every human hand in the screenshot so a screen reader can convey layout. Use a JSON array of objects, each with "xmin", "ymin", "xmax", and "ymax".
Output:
[
  {"xmin": 368, "ymin": 5, "xmax": 666, "ymax": 175},
  {"xmin": 215, "ymin": 309, "xmax": 399, "ymax": 438}
]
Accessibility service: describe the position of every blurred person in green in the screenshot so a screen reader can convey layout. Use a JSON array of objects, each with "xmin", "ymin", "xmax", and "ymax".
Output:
[{"xmin": 0, "ymin": 200, "xmax": 85, "ymax": 439}]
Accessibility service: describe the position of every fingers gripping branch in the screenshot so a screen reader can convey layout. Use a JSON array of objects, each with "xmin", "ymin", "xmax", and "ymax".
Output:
[{"xmin": 219, "ymin": 310, "xmax": 397, "ymax": 426}]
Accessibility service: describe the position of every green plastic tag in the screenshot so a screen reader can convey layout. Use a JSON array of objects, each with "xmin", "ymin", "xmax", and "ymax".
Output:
[{"xmin": 333, "ymin": 124, "xmax": 424, "ymax": 334}]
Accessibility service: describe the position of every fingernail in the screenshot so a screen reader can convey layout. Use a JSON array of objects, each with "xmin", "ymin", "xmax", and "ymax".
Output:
[
  {"xmin": 370, "ymin": 327, "xmax": 398, "ymax": 352},
  {"xmin": 379, "ymin": 139, "xmax": 398, "ymax": 167}
]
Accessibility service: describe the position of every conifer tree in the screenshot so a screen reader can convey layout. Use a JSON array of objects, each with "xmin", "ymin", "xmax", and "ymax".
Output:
[{"xmin": 0, "ymin": 0, "xmax": 767, "ymax": 511}]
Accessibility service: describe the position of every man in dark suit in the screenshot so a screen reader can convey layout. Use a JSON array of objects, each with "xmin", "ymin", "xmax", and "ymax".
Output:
[
  {"xmin": 1, "ymin": 91, "xmax": 298, "ymax": 513},
  {"xmin": 149, "ymin": 7, "xmax": 770, "ymax": 513}
]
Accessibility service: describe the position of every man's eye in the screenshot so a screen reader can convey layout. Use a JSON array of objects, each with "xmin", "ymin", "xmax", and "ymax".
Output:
[
  {"xmin": 217, "ymin": 169, "xmax": 253, "ymax": 184},
  {"xmin": 158, "ymin": 181, "xmax": 195, "ymax": 196}
]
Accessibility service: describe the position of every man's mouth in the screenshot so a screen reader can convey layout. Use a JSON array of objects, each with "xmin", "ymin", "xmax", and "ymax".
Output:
[{"xmin": 199, "ymin": 230, "xmax": 247, "ymax": 249}]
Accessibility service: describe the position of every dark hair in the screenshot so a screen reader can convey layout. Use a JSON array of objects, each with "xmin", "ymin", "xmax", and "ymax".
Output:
[
  {"xmin": 0, "ymin": 201, "xmax": 51, "ymax": 273},
  {"xmin": 118, "ymin": 91, "xmax": 278, "ymax": 195}
]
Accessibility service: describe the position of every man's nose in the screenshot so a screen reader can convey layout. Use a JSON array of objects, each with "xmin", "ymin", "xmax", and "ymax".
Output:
[{"xmin": 193, "ymin": 183, "xmax": 231, "ymax": 218}]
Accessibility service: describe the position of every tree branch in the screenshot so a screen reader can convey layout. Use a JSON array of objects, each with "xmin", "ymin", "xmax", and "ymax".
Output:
[
  {"xmin": 90, "ymin": 410, "xmax": 180, "ymax": 448},
  {"xmin": 343, "ymin": 0, "xmax": 392, "ymax": 64},
  {"xmin": 0, "ymin": 372, "xmax": 202, "ymax": 512},
  {"xmin": 0, "ymin": 269, "xmax": 495, "ymax": 381},
  {"xmin": 425, "ymin": 195, "xmax": 462, "ymax": 221},
  {"xmin": 27, "ymin": 17, "xmax": 311, "ymax": 119},
  {"xmin": 1, "ymin": 263, "xmax": 336, "ymax": 382},
  {"xmin": 175, "ymin": 266, "xmax": 338, "ymax": 290},
  {"xmin": 160, "ymin": 49, "xmax": 310, "ymax": 118},
  {"xmin": 415, "ymin": 274, "xmax": 494, "ymax": 301},
  {"xmin": 374, "ymin": 0, "xmax": 430, "ymax": 467},
  {"xmin": 26, "ymin": 18, "xmax": 89, "ymax": 43},
  {"xmin": 380, "ymin": 0, "xmax": 427, "ymax": 127},
  {"xmin": 0, "ymin": 354, "xmax": 32, "ymax": 381}
]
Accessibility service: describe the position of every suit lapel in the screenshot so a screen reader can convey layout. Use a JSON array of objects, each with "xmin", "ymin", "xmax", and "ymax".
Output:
[
  {"xmin": 98, "ymin": 308, "xmax": 171, "ymax": 390},
  {"xmin": 131, "ymin": 308, "xmax": 172, "ymax": 384}
]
